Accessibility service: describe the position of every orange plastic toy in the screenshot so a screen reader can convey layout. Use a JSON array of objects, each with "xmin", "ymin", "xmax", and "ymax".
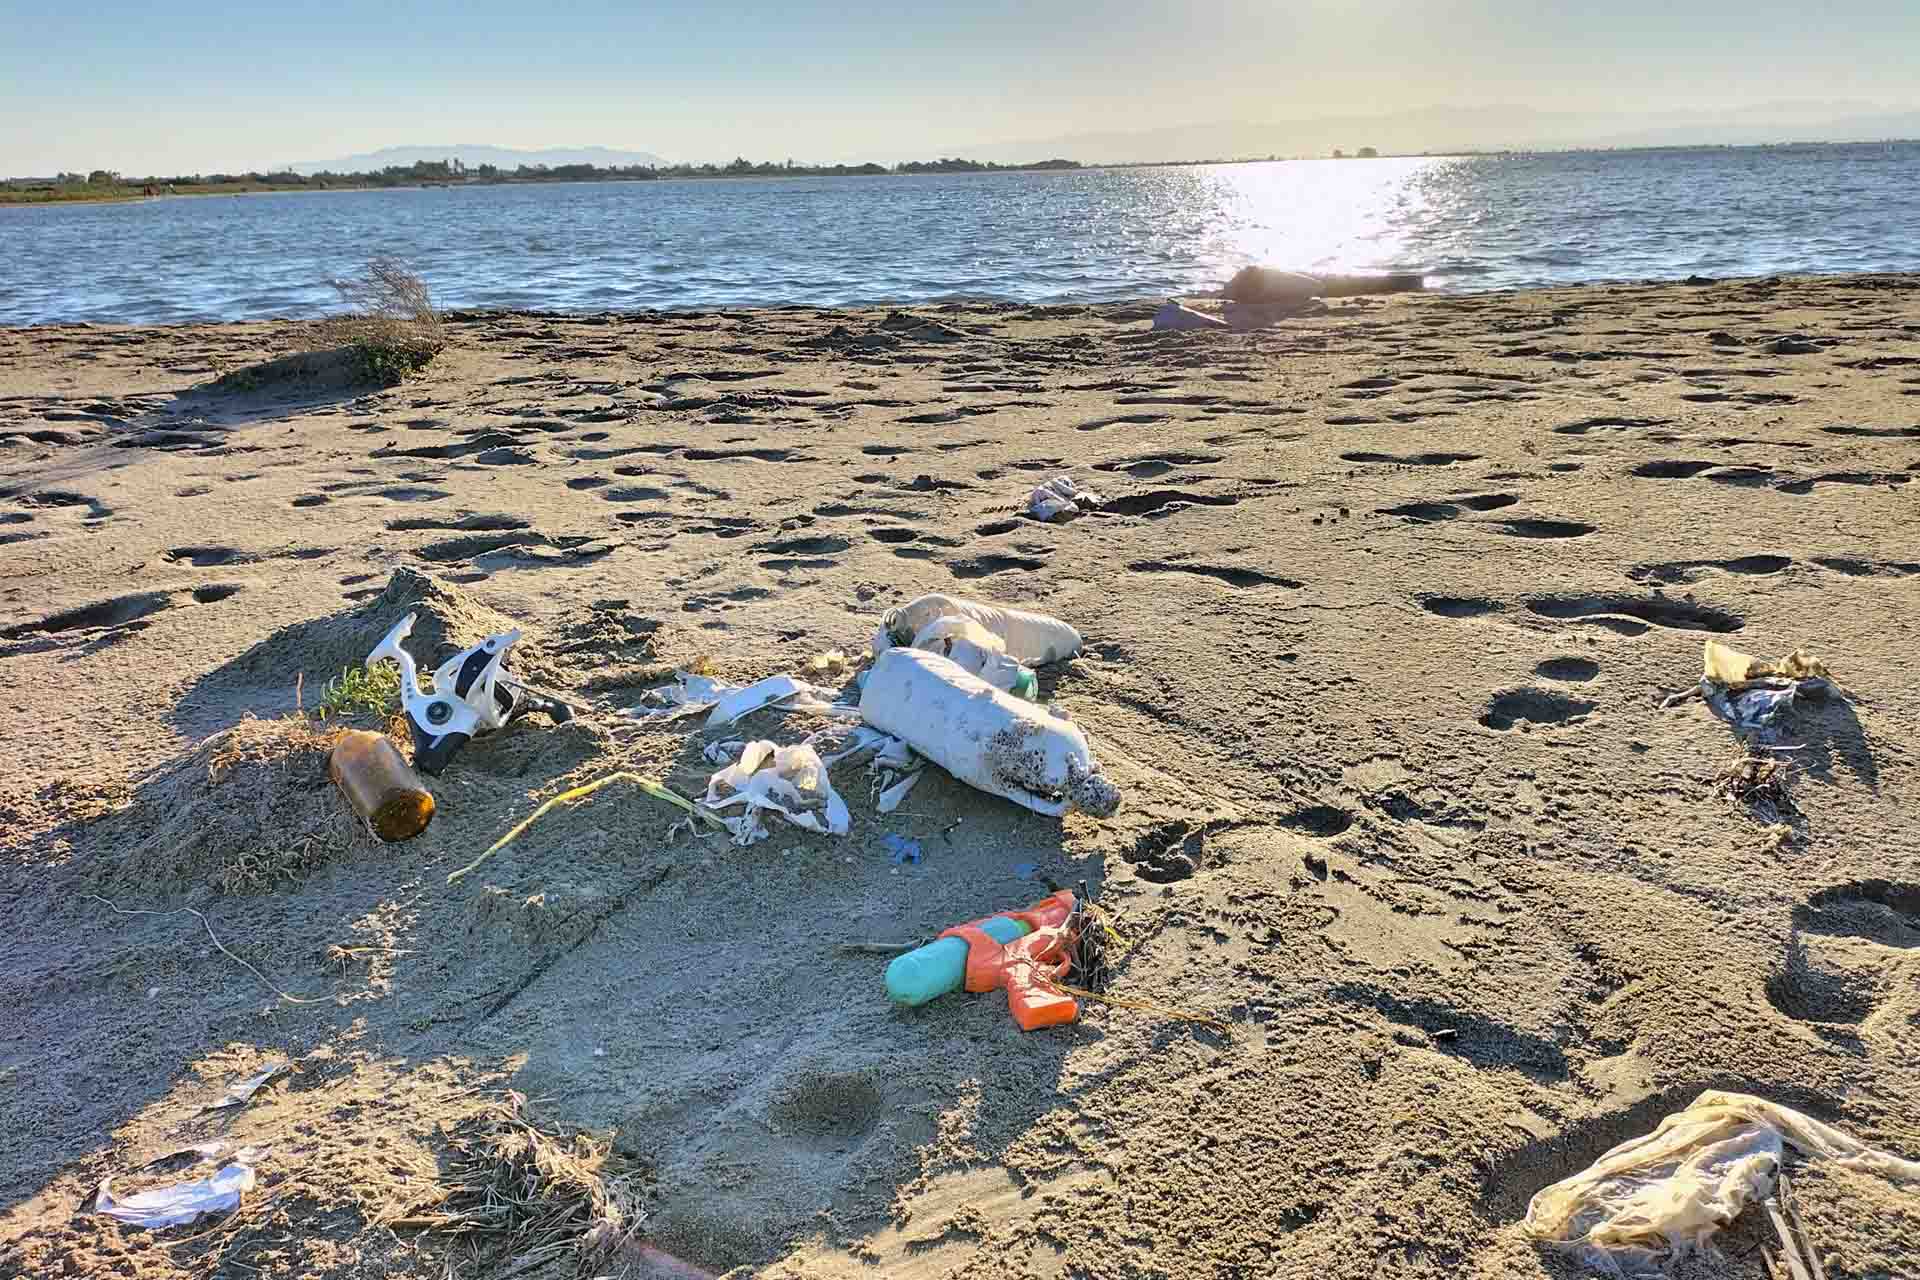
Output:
[{"xmin": 939, "ymin": 889, "xmax": 1081, "ymax": 1030}]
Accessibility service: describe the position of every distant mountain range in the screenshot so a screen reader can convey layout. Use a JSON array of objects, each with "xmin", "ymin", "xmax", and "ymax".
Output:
[
  {"xmin": 288, "ymin": 144, "xmax": 665, "ymax": 175},
  {"xmin": 286, "ymin": 105, "xmax": 1920, "ymax": 180},
  {"xmin": 944, "ymin": 104, "xmax": 1920, "ymax": 165}
]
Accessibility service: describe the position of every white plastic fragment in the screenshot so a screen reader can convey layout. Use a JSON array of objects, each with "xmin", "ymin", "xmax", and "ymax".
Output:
[
  {"xmin": 93, "ymin": 1162, "xmax": 256, "ymax": 1229},
  {"xmin": 624, "ymin": 673, "xmax": 736, "ymax": 723},
  {"xmin": 626, "ymin": 673, "xmax": 856, "ymax": 728},
  {"xmin": 703, "ymin": 741, "xmax": 851, "ymax": 846},
  {"xmin": 859, "ymin": 647, "xmax": 1120, "ymax": 818},
  {"xmin": 705, "ymin": 675, "xmax": 854, "ymax": 727},
  {"xmin": 873, "ymin": 593, "xmax": 1082, "ymax": 665},
  {"xmin": 1025, "ymin": 476, "xmax": 1104, "ymax": 523},
  {"xmin": 201, "ymin": 1062, "xmax": 288, "ymax": 1113},
  {"xmin": 1150, "ymin": 300, "xmax": 1228, "ymax": 331}
]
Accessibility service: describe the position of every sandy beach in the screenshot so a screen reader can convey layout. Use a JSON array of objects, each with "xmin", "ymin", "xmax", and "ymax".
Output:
[{"xmin": 2, "ymin": 275, "xmax": 1918, "ymax": 1279}]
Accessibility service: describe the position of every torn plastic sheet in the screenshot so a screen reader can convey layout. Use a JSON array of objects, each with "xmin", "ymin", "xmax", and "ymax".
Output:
[
  {"xmin": 1025, "ymin": 476, "xmax": 1104, "ymax": 523},
  {"xmin": 1521, "ymin": 1090, "xmax": 1920, "ymax": 1277},
  {"xmin": 1150, "ymin": 300, "xmax": 1227, "ymax": 331},
  {"xmin": 92, "ymin": 1162, "xmax": 257, "ymax": 1229},
  {"xmin": 1686, "ymin": 640, "xmax": 1838, "ymax": 741},
  {"xmin": 1705, "ymin": 682, "xmax": 1802, "ymax": 734},
  {"xmin": 201, "ymin": 1062, "xmax": 289, "ymax": 1113},
  {"xmin": 1703, "ymin": 639, "xmax": 1831, "ymax": 685},
  {"xmin": 797, "ymin": 724, "xmax": 925, "ymax": 809},
  {"xmin": 704, "ymin": 741, "xmax": 851, "ymax": 846},
  {"xmin": 626, "ymin": 673, "xmax": 857, "ymax": 728},
  {"xmin": 624, "ymin": 673, "xmax": 735, "ymax": 723}
]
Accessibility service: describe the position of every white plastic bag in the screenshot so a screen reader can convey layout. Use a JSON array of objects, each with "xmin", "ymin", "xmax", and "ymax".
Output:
[
  {"xmin": 1522, "ymin": 1090, "xmax": 1920, "ymax": 1275},
  {"xmin": 859, "ymin": 647, "xmax": 1119, "ymax": 818},
  {"xmin": 874, "ymin": 593, "xmax": 1082, "ymax": 666},
  {"xmin": 703, "ymin": 741, "xmax": 851, "ymax": 846},
  {"xmin": 93, "ymin": 1162, "xmax": 256, "ymax": 1229}
]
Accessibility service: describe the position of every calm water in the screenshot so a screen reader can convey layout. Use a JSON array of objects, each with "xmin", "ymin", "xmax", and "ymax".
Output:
[{"xmin": 4, "ymin": 144, "xmax": 1918, "ymax": 325}]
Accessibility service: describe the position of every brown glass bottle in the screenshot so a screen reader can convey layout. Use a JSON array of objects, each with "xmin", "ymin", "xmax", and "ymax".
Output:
[{"xmin": 328, "ymin": 730, "xmax": 434, "ymax": 842}]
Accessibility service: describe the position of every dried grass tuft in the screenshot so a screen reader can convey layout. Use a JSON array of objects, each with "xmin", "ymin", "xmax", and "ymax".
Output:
[
  {"xmin": 1715, "ymin": 751, "xmax": 1800, "ymax": 826},
  {"xmin": 314, "ymin": 259, "xmax": 446, "ymax": 385},
  {"xmin": 394, "ymin": 1092, "xmax": 647, "ymax": 1275},
  {"xmin": 97, "ymin": 716, "xmax": 367, "ymax": 895}
]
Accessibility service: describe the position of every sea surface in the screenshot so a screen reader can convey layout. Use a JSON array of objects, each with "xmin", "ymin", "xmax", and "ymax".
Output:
[{"xmin": 4, "ymin": 144, "xmax": 1918, "ymax": 325}]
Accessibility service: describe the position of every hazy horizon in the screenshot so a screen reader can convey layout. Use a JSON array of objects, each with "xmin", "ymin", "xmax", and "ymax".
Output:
[{"xmin": 6, "ymin": 0, "xmax": 1920, "ymax": 177}]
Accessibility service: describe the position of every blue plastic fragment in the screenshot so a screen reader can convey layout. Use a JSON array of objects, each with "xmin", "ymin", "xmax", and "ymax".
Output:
[
  {"xmin": 1013, "ymin": 862, "xmax": 1039, "ymax": 880},
  {"xmin": 883, "ymin": 834, "xmax": 923, "ymax": 865}
]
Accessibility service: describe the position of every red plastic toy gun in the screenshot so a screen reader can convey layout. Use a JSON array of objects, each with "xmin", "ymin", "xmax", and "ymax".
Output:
[{"xmin": 938, "ymin": 889, "xmax": 1081, "ymax": 1030}]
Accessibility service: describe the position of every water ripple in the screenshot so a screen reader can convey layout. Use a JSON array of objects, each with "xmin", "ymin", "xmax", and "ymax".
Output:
[{"xmin": 2, "ymin": 144, "xmax": 1918, "ymax": 325}]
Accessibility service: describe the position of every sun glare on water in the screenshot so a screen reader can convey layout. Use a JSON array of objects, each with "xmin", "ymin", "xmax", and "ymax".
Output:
[{"xmin": 1208, "ymin": 156, "xmax": 1451, "ymax": 279}]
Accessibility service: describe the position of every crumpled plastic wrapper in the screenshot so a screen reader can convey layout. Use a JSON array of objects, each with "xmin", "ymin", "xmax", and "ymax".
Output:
[
  {"xmin": 1688, "ymin": 639, "xmax": 1839, "ymax": 739},
  {"xmin": 1703, "ymin": 639, "xmax": 1831, "ymax": 686},
  {"xmin": 1522, "ymin": 1090, "xmax": 1920, "ymax": 1277},
  {"xmin": 703, "ymin": 741, "xmax": 851, "ymax": 846},
  {"xmin": 1026, "ymin": 476, "xmax": 1105, "ymax": 523}
]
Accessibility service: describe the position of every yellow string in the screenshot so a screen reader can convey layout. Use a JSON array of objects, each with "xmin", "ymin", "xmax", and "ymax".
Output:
[{"xmin": 447, "ymin": 772, "xmax": 724, "ymax": 884}]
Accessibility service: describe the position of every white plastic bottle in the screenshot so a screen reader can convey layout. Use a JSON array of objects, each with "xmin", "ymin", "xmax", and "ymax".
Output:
[{"xmin": 859, "ymin": 647, "xmax": 1120, "ymax": 818}]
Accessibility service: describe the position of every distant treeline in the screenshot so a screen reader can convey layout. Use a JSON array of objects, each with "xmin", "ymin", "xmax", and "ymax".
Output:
[{"xmin": 7, "ymin": 156, "xmax": 1086, "ymax": 195}]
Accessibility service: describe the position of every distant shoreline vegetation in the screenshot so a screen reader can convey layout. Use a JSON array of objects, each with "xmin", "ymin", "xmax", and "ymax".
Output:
[
  {"xmin": 0, "ymin": 156, "xmax": 1085, "ymax": 204},
  {"xmin": 5, "ymin": 139, "xmax": 1913, "ymax": 205}
]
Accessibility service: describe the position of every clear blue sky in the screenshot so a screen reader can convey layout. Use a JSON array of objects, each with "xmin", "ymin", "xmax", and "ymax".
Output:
[{"xmin": 4, "ymin": 0, "xmax": 1919, "ymax": 175}]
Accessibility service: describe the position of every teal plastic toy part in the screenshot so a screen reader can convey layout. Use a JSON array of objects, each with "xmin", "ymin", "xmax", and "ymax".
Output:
[{"xmin": 885, "ymin": 915, "xmax": 1030, "ymax": 1006}]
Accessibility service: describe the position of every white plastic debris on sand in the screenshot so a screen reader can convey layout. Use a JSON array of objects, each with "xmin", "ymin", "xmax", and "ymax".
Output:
[
  {"xmin": 911, "ymin": 616, "xmax": 1035, "ymax": 696},
  {"xmin": 703, "ymin": 741, "xmax": 851, "ymax": 846},
  {"xmin": 1150, "ymin": 300, "xmax": 1227, "ymax": 331},
  {"xmin": 1521, "ymin": 1089, "xmax": 1920, "ymax": 1277},
  {"xmin": 1025, "ymin": 476, "xmax": 1104, "ymax": 523},
  {"xmin": 799, "ymin": 724, "xmax": 925, "ymax": 812},
  {"xmin": 859, "ymin": 646, "xmax": 1120, "ymax": 819},
  {"xmin": 626, "ymin": 673, "xmax": 856, "ymax": 728},
  {"xmin": 872, "ymin": 593, "xmax": 1083, "ymax": 665},
  {"xmin": 93, "ymin": 1162, "xmax": 257, "ymax": 1230}
]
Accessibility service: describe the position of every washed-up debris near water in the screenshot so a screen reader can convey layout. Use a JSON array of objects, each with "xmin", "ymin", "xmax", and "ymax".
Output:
[
  {"xmin": 384, "ymin": 1091, "xmax": 644, "ymax": 1274},
  {"xmin": 368, "ymin": 611, "xmax": 571, "ymax": 775},
  {"xmin": 1521, "ymin": 1089, "xmax": 1920, "ymax": 1276},
  {"xmin": 1150, "ymin": 300, "xmax": 1228, "ymax": 331},
  {"xmin": 1025, "ymin": 475, "xmax": 1105, "ymax": 523},
  {"xmin": 874, "ymin": 592, "xmax": 1083, "ymax": 665},
  {"xmin": 860, "ymin": 646, "xmax": 1121, "ymax": 818},
  {"xmin": 909, "ymin": 614, "xmax": 1037, "ymax": 697}
]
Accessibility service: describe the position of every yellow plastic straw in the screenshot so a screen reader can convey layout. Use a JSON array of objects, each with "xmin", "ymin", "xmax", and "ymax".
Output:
[{"xmin": 447, "ymin": 772, "xmax": 725, "ymax": 884}]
